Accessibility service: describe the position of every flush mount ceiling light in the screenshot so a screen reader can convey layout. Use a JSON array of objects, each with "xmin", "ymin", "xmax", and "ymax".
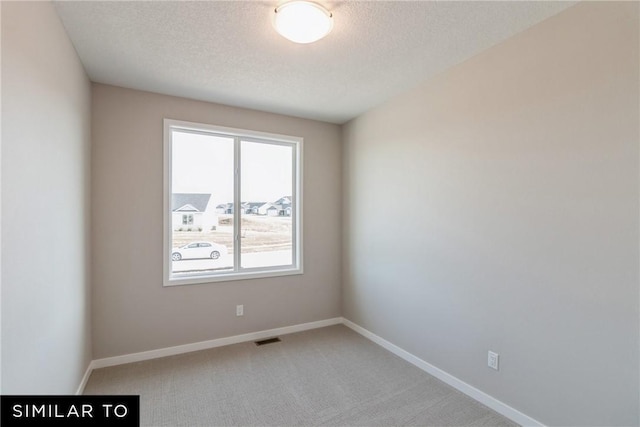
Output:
[{"xmin": 273, "ymin": 1, "xmax": 333, "ymax": 44}]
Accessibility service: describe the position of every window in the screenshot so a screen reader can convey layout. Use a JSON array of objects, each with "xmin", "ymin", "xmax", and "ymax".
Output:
[{"xmin": 164, "ymin": 119, "xmax": 303, "ymax": 286}]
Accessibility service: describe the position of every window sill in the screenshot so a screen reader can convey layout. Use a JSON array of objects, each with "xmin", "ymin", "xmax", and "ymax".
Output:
[{"xmin": 164, "ymin": 266, "xmax": 303, "ymax": 287}]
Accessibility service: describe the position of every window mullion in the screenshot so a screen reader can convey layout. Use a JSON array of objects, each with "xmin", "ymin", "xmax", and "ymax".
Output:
[
  {"xmin": 233, "ymin": 137, "xmax": 241, "ymax": 272},
  {"xmin": 291, "ymin": 145, "xmax": 297, "ymax": 267}
]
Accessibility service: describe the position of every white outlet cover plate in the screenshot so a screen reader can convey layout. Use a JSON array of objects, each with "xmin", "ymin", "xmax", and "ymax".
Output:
[{"xmin": 488, "ymin": 351, "xmax": 499, "ymax": 370}]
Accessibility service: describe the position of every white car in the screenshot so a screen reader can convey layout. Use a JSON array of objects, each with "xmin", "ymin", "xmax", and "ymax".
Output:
[{"xmin": 171, "ymin": 241, "xmax": 228, "ymax": 261}]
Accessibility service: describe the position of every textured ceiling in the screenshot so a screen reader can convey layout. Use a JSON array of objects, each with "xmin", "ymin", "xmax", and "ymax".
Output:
[{"xmin": 53, "ymin": 1, "xmax": 577, "ymax": 124}]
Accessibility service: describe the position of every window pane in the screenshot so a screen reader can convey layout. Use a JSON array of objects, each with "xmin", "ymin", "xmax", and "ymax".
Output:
[
  {"xmin": 171, "ymin": 130, "xmax": 234, "ymax": 276},
  {"xmin": 240, "ymin": 141, "xmax": 293, "ymax": 269}
]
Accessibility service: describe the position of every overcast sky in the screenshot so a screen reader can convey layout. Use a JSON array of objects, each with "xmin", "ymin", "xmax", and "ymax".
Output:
[{"xmin": 172, "ymin": 131, "xmax": 292, "ymax": 207}]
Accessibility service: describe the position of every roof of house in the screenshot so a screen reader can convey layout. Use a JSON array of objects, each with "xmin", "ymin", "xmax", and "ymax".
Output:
[
  {"xmin": 172, "ymin": 193, "xmax": 211, "ymax": 212},
  {"xmin": 274, "ymin": 196, "xmax": 292, "ymax": 206},
  {"xmin": 244, "ymin": 202, "xmax": 266, "ymax": 209},
  {"xmin": 174, "ymin": 203, "xmax": 199, "ymax": 212}
]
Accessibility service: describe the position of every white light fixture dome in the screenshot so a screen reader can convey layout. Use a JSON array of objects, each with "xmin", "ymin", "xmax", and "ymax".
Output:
[{"xmin": 273, "ymin": 1, "xmax": 333, "ymax": 44}]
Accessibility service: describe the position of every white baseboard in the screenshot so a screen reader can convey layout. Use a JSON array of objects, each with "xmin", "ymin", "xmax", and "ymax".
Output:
[
  {"xmin": 75, "ymin": 363, "xmax": 93, "ymax": 395},
  {"xmin": 90, "ymin": 317, "xmax": 342, "ymax": 370},
  {"xmin": 341, "ymin": 318, "xmax": 544, "ymax": 427}
]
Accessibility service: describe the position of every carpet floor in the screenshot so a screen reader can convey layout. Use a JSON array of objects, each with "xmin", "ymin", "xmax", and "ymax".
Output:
[{"xmin": 84, "ymin": 325, "xmax": 519, "ymax": 426}]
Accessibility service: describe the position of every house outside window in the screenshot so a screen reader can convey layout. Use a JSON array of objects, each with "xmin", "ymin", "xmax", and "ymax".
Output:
[{"xmin": 164, "ymin": 119, "xmax": 303, "ymax": 286}]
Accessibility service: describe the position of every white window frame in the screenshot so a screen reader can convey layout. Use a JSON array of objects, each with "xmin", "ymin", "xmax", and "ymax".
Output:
[{"xmin": 163, "ymin": 119, "xmax": 303, "ymax": 286}]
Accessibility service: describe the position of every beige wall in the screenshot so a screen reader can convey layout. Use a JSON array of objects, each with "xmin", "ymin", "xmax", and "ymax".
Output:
[
  {"xmin": 1, "ymin": 1, "xmax": 92, "ymax": 393},
  {"xmin": 91, "ymin": 84, "xmax": 341, "ymax": 358},
  {"xmin": 342, "ymin": 2, "xmax": 639, "ymax": 425},
  {"xmin": 3, "ymin": 4, "xmax": 638, "ymax": 424}
]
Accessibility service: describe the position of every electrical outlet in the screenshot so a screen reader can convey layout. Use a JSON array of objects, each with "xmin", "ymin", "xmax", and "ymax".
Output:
[
  {"xmin": 236, "ymin": 305, "xmax": 244, "ymax": 316},
  {"xmin": 488, "ymin": 351, "xmax": 499, "ymax": 370}
]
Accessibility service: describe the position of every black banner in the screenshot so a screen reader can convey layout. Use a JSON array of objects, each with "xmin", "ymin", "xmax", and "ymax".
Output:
[{"xmin": 1, "ymin": 396, "xmax": 139, "ymax": 427}]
